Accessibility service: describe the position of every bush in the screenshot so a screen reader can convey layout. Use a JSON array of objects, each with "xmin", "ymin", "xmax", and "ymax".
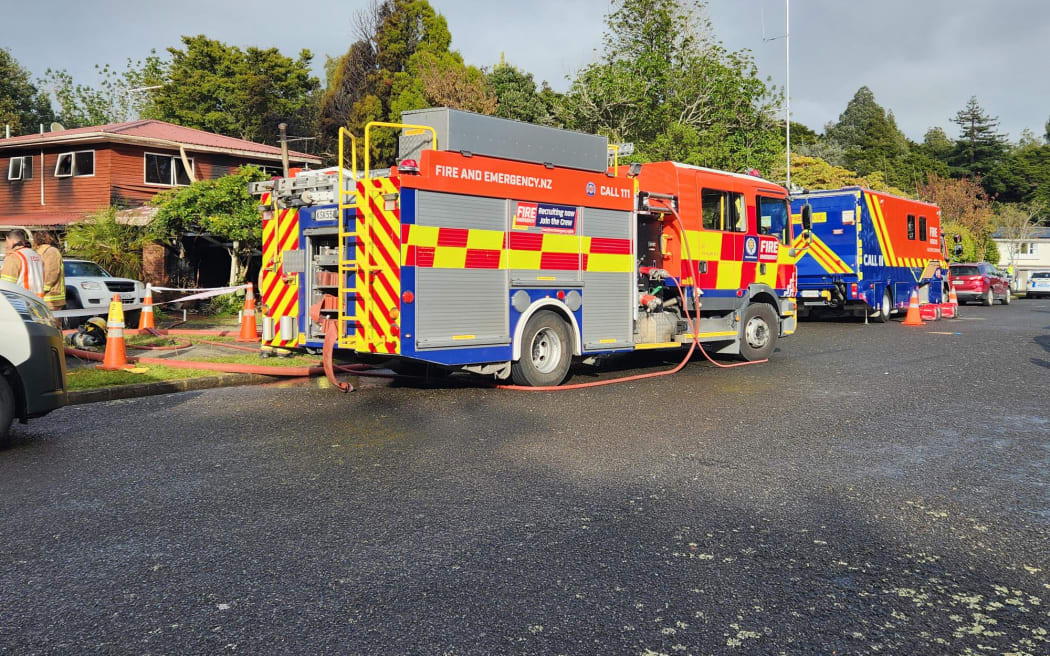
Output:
[{"xmin": 65, "ymin": 207, "xmax": 151, "ymax": 279}]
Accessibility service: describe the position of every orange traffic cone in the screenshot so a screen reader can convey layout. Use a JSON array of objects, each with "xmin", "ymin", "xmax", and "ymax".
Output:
[
  {"xmin": 237, "ymin": 282, "xmax": 260, "ymax": 342},
  {"xmin": 97, "ymin": 294, "xmax": 129, "ymax": 370},
  {"xmin": 138, "ymin": 283, "xmax": 156, "ymax": 331},
  {"xmin": 901, "ymin": 289, "xmax": 926, "ymax": 327}
]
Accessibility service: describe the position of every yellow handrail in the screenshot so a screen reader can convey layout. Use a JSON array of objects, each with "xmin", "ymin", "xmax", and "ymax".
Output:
[
  {"xmin": 608, "ymin": 144, "xmax": 620, "ymax": 176},
  {"xmin": 363, "ymin": 121, "xmax": 437, "ymax": 179},
  {"xmin": 337, "ymin": 127, "xmax": 358, "ymax": 200}
]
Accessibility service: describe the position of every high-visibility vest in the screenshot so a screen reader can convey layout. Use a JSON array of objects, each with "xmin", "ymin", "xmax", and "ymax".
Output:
[{"xmin": 9, "ymin": 247, "xmax": 45, "ymax": 298}]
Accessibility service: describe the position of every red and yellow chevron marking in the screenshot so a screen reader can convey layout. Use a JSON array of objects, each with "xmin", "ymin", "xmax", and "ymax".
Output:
[
  {"xmin": 261, "ymin": 208, "xmax": 300, "ymax": 347},
  {"xmin": 355, "ymin": 177, "xmax": 401, "ymax": 355},
  {"xmin": 788, "ymin": 233, "xmax": 854, "ymax": 275},
  {"xmin": 400, "ymin": 226, "xmax": 634, "ymax": 273},
  {"xmin": 865, "ymin": 192, "xmax": 902, "ymax": 268}
]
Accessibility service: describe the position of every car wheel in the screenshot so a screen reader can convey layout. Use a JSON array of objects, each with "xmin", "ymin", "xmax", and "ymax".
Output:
[
  {"xmin": 1001, "ymin": 291, "xmax": 1011, "ymax": 305},
  {"xmin": 982, "ymin": 289, "xmax": 994, "ymax": 306},
  {"xmin": 511, "ymin": 311, "xmax": 573, "ymax": 387},
  {"xmin": 0, "ymin": 375, "xmax": 15, "ymax": 449},
  {"xmin": 739, "ymin": 303, "xmax": 779, "ymax": 361},
  {"xmin": 872, "ymin": 290, "xmax": 892, "ymax": 324}
]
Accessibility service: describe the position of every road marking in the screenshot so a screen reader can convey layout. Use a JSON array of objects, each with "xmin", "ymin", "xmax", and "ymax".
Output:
[{"xmin": 927, "ymin": 331, "xmax": 961, "ymax": 336}]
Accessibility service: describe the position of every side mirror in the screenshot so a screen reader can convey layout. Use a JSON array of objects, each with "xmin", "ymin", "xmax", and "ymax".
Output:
[{"xmin": 801, "ymin": 204, "xmax": 813, "ymax": 231}]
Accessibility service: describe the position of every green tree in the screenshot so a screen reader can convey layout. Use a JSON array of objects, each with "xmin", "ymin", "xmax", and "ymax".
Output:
[
  {"xmin": 0, "ymin": 48, "xmax": 55, "ymax": 135},
  {"xmin": 150, "ymin": 167, "xmax": 268, "ymax": 285},
  {"xmin": 144, "ymin": 36, "xmax": 320, "ymax": 144},
  {"xmin": 487, "ymin": 57, "xmax": 552, "ymax": 124},
  {"xmin": 64, "ymin": 207, "xmax": 151, "ymax": 279},
  {"xmin": 919, "ymin": 126, "xmax": 953, "ymax": 164},
  {"xmin": 558, "ymin": 0, "xmax": 782, "ymax": 173},
  {"xmin": 41, "ymin": 57, "xmax": 163, "ymax": 127},
  {"xmin": 984, "ymin": 141, "xmax": 1050, "ymax": 204},
  {"xmin": 319, "ymin": 0, "xmax": 492, "ymax": 165},
  {"xmin": 949, "ymin": 96, "xmax": 1008, "ymax": 177}
]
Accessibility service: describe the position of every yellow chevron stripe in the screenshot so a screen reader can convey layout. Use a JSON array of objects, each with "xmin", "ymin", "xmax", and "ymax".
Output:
[{"xmin": 866, "ymin": 193, "xmax": 898, "ymax": 267}]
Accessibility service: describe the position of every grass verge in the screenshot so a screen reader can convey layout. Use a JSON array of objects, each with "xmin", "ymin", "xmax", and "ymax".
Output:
[{"xmin": 66, "ymin": 364, "xmax": 216, "ymax": 391}]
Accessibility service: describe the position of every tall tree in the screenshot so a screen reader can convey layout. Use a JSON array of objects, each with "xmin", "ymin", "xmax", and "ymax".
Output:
[
  {"xmin": 919, "ymin": 126, "xmax": 953, "ymax": 164},
  {"xmin": 558, "ymin": 0, "xmax": 782, "ymax": 173},
  {"xmin": 144, "ymin": 36, "xmax": 320, "ymax": 145},
  {"xmin": 41, "ymin": 57, "xmax": 163, "ymax": 127},
  {"xmin": 487, "ymin": 56, "xmax": 554, "ymax": 125},
  {"xmin": 319, "ymin": 0, "xmax": 493, "ymax": 165},
  {"xmin": 0, "ymin": 48, "xmax": 54, "ymax": 135},
  {"xmin": 949, "ymin": 96, "xmax": 1008, "ymax": 177},
  {"xmin": 983, "ymin": 140, "xmax": 1050, "ymax": 204}
]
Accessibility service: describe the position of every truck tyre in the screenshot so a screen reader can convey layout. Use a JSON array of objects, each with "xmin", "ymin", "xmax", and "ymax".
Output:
[
  {"xmin": 872, "ymin": 290, "xmax": 892, "ymax": 324},
  {"xmin": 0, "ymin": 375, "xmax": 15, "ymax": 449},
  {"xmin": 739, "ymin": 303, "xmax": 778, "ymax": 361},
  {"xmin": 983, "ymin": 289, "xmax": 994, "ymax": 306},
  {"xmin": 511, "ymin": 310, "xmax": 573, "ymax": 387}
]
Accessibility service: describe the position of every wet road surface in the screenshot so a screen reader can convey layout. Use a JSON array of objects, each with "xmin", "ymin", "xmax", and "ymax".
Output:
[{"xmin": 2, "ymin": 301, "xmax": 1049, "ymax": 654}]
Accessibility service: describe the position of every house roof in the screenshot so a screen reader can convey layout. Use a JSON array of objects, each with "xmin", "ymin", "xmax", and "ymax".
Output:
[
  {"xmin": 0, "ymin": 119, "xmax": 321, "ymax": 165},
  {"xmin": 992, "ymin": 227, "xmax": 1050, "ymax": 240},
  {"xmin": 0, "ymin": 212, "xmax": 84, "ymax": 227}
]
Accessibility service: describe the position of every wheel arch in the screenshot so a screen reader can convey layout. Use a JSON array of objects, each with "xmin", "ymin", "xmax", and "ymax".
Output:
[
  {"xmin": 0, "ymin": 356, "xmax": 27, "ymax": 422},
  {"xmin": 511, "ymin": 299, "xmax": 582, "ymax": 361}
]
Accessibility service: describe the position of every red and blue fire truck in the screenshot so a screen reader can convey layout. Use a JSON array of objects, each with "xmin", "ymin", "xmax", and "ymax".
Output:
[
  {"xmin": 252, "ymin": 108, "xmax": 800, "ymax": 386},
  {"xmin": 789, "ymin": 187, "xmax": 947, "ymax": 321}
]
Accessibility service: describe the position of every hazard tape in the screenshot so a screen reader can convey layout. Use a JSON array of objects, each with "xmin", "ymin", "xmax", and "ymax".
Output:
[{"xmin": 52, "ymin": 285, "xmax": 248, "ymax": 318}]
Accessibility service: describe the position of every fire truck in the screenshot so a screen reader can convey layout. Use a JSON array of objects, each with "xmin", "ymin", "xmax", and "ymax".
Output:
[
  {"xmin": 789, "ymin": 188, "xmax": 947, "ymax": 321},
  {"xmin": 251, "ymin": 108, "xmax": 799, "ymax": 386}
]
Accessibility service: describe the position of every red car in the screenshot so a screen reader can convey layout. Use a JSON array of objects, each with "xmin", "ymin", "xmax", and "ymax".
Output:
[{"xmin": 949, "ymin": 263, "xmax": 1011, "ymax": 306}]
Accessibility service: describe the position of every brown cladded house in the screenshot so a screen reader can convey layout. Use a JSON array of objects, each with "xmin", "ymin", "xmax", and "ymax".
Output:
[{"xmin": 0, "ymin": 120, "xmax": 320, "ymax": 282}]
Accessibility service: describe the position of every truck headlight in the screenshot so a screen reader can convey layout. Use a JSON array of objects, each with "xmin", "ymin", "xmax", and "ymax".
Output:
[
  {"xmin": 80, "ymin": 281, "xmax": 102, "ymax": 290},
  {"xmin": 2, "ymin": 290, "xmax": 54, "ymax": 325}
]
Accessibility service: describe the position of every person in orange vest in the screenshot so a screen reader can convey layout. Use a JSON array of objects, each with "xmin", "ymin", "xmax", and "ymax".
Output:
[
  {"xmin": 1, "ymin": 229, "xmax": 45, "ymax": 298},
  {"xmin": 33, "ymin": 231, "xmax": 65, "ymax": 311}
]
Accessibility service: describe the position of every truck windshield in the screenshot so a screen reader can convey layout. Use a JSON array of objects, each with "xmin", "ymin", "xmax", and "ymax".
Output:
[
  {"xmin": 950, "ymin": 265, "xmax": 980, "ymax": 276},
  {"xmin": 758, "ymin": 196, "xmax": 790, "ymax": 244},
  {"xmin": 64, "ymin": 261, "xmax": 112, "ymax": 277}
]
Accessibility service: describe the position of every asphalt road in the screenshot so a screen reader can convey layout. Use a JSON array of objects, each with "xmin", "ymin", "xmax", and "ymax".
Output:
[{"xmin": 3, "ymin": 301, "xmax": 1049, "ymax": 655}]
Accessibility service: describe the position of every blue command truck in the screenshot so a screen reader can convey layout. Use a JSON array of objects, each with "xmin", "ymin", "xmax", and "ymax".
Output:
[{"xmin": 790, "ymin": 187, "xmax": 947, "ymax": 322}]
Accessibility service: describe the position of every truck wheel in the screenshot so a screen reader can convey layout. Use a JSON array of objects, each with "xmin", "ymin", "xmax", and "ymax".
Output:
[
  {"xmin": 983, "ymin": 289, "xmax": 994, "ymax": 306},
  {"xmin": 511, "ymin": 311, "xmax": 573, "ymax": 387},
  {"xmin": 739, "ymin": 303, "xmax": 778, "ymax": 361},
  {"xmin": 872, "ymin": 290, "xmax": 892, "ymax": 324},
  {"xmin": 0, "ymin": 375, "xmax": 15, "ymax": 449}
]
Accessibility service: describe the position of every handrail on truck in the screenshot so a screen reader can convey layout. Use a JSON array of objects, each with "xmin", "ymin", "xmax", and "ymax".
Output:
[
  {"xmin": 607, "ymin": 144, "xmax": 620, "ymax": 176},
  {"xmin": 363, "ymin": 121, "xmax": 438, "ymax": 180},
  {"xmin": 337, "ymin": 127, "xmax": 358, "ymax": 200}
]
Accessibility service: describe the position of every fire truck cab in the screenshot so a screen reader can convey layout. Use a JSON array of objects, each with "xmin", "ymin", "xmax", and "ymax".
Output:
[{"xmin": 252, "ymin": 109, "xmax": 798, "ymax": 387}]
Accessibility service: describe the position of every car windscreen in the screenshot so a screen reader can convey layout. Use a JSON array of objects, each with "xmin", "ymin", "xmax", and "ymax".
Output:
[
  {"xmin": 950, "ymin": 266, "xmax": 980, "ymax": 276},
  {"xmin": 64, "ymin": 261, "xmax": 111, "ymax": 277},
  {"xmin": 1032, "ymin": 272, "xmax": 1050, "ymax": 279}
]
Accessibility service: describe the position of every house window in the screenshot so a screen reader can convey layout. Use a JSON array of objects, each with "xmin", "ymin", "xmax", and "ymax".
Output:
[
  {"xmin": 701, "ymin": 188, "xmax": 747, "ymax": 233},
  {"xmin": 145, "ymin": 153, "xmax": 194, "ymax": 186},
  {"xmin": 918, "ymin": 216, "xmax": 927, "ymax": 241},
  {"xmin": 906, "ymin": 214, "xmax": 916, "ymax": 240},
  {"xmin": 1019, "ymin": 242, "xmax": 1035, "ymax": 255},
  {"xmin": 54, "ymin": 150, "xmax": 94, "ymax": 177},
  {"xmin": 7, "ymin": 156, "xmax": 33, "ymax": 181}
]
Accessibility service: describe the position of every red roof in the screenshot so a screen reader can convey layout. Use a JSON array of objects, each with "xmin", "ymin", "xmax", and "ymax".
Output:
[
  {"xmin": 0, "ymin": 119, "xmax": 319, "ymax": 164},
  {"xmin": 0, "ymin": 213, "xmax": 84, "ymax": 226}
]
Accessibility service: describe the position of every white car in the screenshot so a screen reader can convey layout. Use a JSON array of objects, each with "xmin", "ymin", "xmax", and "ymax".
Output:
[
  {"xmin": 64, "ymin": 259, "xmax": 147, "ymax": 321},
  {"xmin": 1027, "ymin": 271, "xmax": 1050, "ymax": 299},
  {"xmin": 0, "ymin": 281, "xmax": 67, "ymax": 446}
]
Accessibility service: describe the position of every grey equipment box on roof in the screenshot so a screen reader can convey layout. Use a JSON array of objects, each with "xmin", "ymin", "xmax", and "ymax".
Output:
[{"xmin": 398, "ymin": 108, "xmax": 610, "ymax": 173}]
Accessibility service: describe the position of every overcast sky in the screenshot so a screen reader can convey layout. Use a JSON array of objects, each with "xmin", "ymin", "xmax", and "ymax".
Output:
[{"xmin": 4, "ymin": 0, "xmax": 1047, "ymax": 142}]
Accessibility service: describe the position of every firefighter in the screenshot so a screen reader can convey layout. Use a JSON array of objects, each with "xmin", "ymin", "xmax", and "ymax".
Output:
[
  {"xmin": 33, "ymin": 231, "xmax": 66, "ymax": 311},
  {"xmin": 1, "ymin": 229, "xmax": 45, "ymax": 298}
]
